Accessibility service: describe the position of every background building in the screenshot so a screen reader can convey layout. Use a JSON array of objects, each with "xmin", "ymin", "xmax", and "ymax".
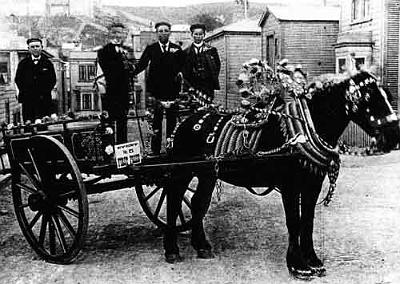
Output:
[
  {"xmin": 205, "ymin": 18, "xmax": 261, "ymax": 109},
  {"xmin": 259, "ymin": 4, "xmax": 340, "ymax": 79},
  {"xmin": 335, "ymin": 0, "xmax": 399, "ymax": 111}
]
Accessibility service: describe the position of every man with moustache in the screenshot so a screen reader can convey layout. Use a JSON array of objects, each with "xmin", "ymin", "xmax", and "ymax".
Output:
[
  {"xmin": 134, "ymin": 21, "xmax": 184, "ymax": 155},
  {"xmin": 15, "ymin": 38, "xmax": 56, "ymax": 122},
  {"xmin": 97, "ymin": 22, "xmax": 135, "ymax": 143}
]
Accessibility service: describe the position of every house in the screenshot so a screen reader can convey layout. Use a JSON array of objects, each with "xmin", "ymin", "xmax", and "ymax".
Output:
[
  {"xmin": 66, "ymin": 51, "xmax": 100, "ymax": 116},
  {"xmin": 334, "ymin": 0, "xmax": 400, "ymax": 110},
  {"xmin": 259, "ymin": 4, "xmax": 340, "ymax": 79},
  {"xmin": 205, "ymin": 19, "xmax": 261, "ymax": 109}
]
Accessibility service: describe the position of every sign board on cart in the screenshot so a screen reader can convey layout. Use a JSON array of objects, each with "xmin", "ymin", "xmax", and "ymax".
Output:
[{"xmin": 115, "ymin": 141, "xmax": 141, "ymax": 169}]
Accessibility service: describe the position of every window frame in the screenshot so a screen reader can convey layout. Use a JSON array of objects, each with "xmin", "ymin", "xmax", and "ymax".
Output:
[
  {"xmin": 351, "ymin": 0, "xmax": 370, "ymax": 23},
  {"xmin": 78, "ymin": 64, "xmax": 96, "ymax": 82},
  {"xmin": 0, "ymin": 52, "xmax": 10, "ymax": 85}
]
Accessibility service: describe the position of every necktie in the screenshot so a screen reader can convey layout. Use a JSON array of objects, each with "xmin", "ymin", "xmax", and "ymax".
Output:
[
  {"xmin": 162, "ymin": 44, "xmax": 167, "ymax": 53},
  {"xmin": 33, "ymin": 58, "xmax": 39, "ymax": 64}
]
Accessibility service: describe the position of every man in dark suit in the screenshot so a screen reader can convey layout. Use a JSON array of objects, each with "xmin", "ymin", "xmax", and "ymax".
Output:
[
  {"xmin": 134, "ymin": 21, "xmax": 185, "ymax": 155},
  {"xmin": 182, "ymin": 23, "xmax": 220, "ymax": 99},
  {"xmin": 97, "ymin": 22, "xmax": 135, "ymax": 144},
  {"xmin": 15, "ymin": 38, "xmax": 56, "ymax": 122}
]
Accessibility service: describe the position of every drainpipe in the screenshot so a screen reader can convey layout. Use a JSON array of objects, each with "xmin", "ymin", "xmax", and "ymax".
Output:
[{"xmin": 224, "ymin": 34, "xmax": 228, "ymax": 109}]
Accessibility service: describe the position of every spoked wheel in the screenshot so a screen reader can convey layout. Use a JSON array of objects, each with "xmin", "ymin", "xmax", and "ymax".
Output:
[
  {"xmin": 11, "ymin": 135, "xmax": 88, "ymax": 264},
  {"xmin": 136, "ymin": 176, "xmax": 198, "ymax": 232}
]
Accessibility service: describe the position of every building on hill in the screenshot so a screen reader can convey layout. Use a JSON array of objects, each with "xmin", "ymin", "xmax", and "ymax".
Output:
[
  {"xmin": 258, "ymin": 4, "xmax": 340, "ymax": 79},
  {"xmin": 205, "ymin": 18, "xmax": 261, "ymax": 109}
]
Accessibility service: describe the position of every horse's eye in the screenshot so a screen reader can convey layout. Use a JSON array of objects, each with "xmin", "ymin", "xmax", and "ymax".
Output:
[
  {"xmin": 236, "ymin": 79, "xmax": 243, "ymax": 86},
  {"xmin": 241, "ymin": 89, "xmax": 252, "ymax": 98}
]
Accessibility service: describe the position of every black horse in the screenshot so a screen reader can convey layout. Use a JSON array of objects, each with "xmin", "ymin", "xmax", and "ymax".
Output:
[{"xmin": 162, "ymin": 67, "xmax": 399, "ymax": 278}]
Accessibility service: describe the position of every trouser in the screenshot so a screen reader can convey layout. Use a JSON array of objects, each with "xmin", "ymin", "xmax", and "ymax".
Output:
[
  {"xmin": 102, "ymin": 95, "xmax": 128, "ymax": 144},
  {"xmin": 22, "ymin": 96, "xmax": 52, "ymax": 122},
  {"xmin": 151, "ymin": 101, "xmax": 178, "ymax": 154}
]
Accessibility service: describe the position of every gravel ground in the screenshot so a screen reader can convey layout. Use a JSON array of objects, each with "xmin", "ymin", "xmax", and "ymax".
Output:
[{"xmin": 1, "ymin": 151, "xmax": 400, "ymax": 283}]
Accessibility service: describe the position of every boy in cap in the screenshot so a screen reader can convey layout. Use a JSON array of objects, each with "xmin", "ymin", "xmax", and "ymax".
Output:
[
  {"xmin": 182, "ymin": 23, "xmax": 220, "ymax": 99},
  {"xmin": 15, "ymin": 38, "xmax": 56, "ymax": 122},
  {"xmin": 134, "ymin": 21, "xmax": 184, "ymax": 155}
]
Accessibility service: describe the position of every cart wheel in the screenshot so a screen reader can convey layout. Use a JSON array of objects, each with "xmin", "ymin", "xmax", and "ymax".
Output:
[
  {"xmin": 136, "ymin": 176, "xmax": 198, "ymax": 232},
  {"xmin": 11, "ymin": 135, "xmax": 88, "ymax": 264}
]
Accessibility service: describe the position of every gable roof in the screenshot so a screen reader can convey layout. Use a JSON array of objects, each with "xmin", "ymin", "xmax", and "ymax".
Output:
[
  {"xmin": 205, "ymin": 18, "xmax": 261, "ymax": 41},
  {"xmin": 259, "ymin": 4, "xmax": 340, "ymax": 26}
]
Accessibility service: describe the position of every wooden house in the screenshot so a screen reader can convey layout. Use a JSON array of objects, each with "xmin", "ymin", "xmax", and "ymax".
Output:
[
  {"xmin": 259, "ymin": 4, "xmax": 340, "ymax": 79},
  {"xmin": 66, "ymin": 51, "xmax": 100, "ymax": 116},
  {"xmin": 335, "ymin": 0, "xmax": 400, "ymax": 111},
  {"xmin": 205, "ymin": 19, "xmax": 261, "ymax": 109}
]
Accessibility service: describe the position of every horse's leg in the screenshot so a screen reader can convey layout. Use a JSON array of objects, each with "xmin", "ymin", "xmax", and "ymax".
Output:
[
  {"xmin": 190, "ymin": 173, "xmax": 217, "ymax": 258},
  {"xmin": 163, "ymin": 172, "xmax": 192, "ymax": 263},
  {"xmin": 300, "ymin": 174, "xmax": 325, "ymax": 276},
  {"xmin": 281, "ymin": 181, "xmax": 313, "ymax": 278}
]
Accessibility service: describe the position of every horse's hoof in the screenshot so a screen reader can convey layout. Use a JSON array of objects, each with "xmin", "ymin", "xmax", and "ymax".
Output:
[
  {"xmin": 197, "ymin": 249, "xmax": 215, "ymax": 259},
  {"xmin": 310, "ymin": 265, "xmax": 326, "ymax": 277},
  {"xmin": 165, "ymin": 253, "xmax": 184, "ymax": 264},
  {"xmin": 288, "ymin": 266, "xmax": 314, "ymax": 280}
]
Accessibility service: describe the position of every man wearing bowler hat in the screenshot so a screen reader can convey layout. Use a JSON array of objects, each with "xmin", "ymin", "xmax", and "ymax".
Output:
[
  {"xmin": 134, "ymin": 21, "xmax": 185, "ymax": 155},
  {"xmin": 15, "ymin": 38, "xmax": 56, "ymax": 122},
  {"xmin": 182, "ymin": 23, "xmax": 220, "ymax": 99}
]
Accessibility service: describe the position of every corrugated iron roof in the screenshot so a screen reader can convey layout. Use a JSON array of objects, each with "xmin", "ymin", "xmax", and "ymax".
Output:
[
  {"xmin": 259, "ymin": 4, "xmax": 340, "ymax": 25},
  {"xmin": 205, "ymin": 18, "xmax": 261, "ymax": 40}
]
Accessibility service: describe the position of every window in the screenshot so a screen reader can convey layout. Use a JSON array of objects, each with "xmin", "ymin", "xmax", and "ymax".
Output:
[
  {"xmin": 337, "ymin": 56, "xmax": 366, "ymax": 73},
  {"xmin": 351, "ymin": 0, "xmax": 370, "ymax": 22},
  {"xmin": 4, "ymin": 100, "xmax": 10, "ymax": 124},
  {"xmin": 338, "ymin": 58, "xmax": 346, "ymax": 73},
  {"xmin": 78, "ymin": 64, "xmax": 96, "ymax": 82},
  {"xmin": 0, "ymin": 53, "xmax": 10, "ymax": 85},
  {"xmin": 81, "ymin": 93, "xmax": 92, "ymax": 110}
]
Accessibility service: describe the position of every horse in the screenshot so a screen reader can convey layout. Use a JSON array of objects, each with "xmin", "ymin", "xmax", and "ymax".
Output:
[{"xmin": 162, "ymin": 60, "xmax": 399, "ymax": 279}]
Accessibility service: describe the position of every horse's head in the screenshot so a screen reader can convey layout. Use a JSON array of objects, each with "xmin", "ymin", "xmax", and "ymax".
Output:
[
  {"xmin": 343, "ymin": 71, "xmax": 399, "ymax": 151},
  {"xmin": 236, "ymin": 59, "xmax": 276, "ymax": 107}
]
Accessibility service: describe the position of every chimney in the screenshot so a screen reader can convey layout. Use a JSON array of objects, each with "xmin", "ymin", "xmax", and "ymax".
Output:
[{"xmin": 232, "ymin": 1, "xmax": 246, "ymax": 22}]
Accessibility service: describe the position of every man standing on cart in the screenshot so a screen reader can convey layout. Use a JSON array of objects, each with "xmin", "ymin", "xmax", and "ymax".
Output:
[
  {"xmin": 97, "ymin": 22, "xmax": 135, "ymax": 144},
  {"xmin": 133, "ymin": 21, "xmax": 185, "ymax": 155},
  {"xmin": 182, "ymin": 23, "xmax": 220, "ymax": 100}
]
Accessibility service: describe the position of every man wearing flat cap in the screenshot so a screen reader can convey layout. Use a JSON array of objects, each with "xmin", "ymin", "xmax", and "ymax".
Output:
[
  {"xmin": 15, "ymin": 38, "xmax": 56, "ymax": 122},
  {"xmin": 182, "ymin": 23, "xmax": 220, "ymax": 99},
  {"xmin": 134, "ymin": 21, "xmax": 184, "ymax": 155}
]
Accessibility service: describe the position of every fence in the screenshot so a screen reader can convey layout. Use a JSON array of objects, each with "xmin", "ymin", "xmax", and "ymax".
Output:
[{"xmin": 340, "ymin": 121, "xmax": 372, "ymax": 148}]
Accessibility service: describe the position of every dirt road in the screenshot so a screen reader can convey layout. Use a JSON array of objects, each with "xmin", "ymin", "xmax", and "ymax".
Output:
[{"xmin": 1, "ymin": 151, "xmax": 400, "ymax": 283}]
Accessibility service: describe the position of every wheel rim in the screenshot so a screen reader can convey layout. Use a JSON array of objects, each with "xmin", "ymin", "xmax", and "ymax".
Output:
[
  {"xmin": 136, "ymin": 176, "xmax": 198, "ymax": 232},
  {"xmin": 11, "ymin": 135, "xmax": 88, "ymax": 264}
]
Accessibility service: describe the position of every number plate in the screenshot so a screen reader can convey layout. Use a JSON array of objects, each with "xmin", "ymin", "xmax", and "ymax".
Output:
[{"xmin": 115, "ymin": 141, "xmax": 142, "ymax": 168}]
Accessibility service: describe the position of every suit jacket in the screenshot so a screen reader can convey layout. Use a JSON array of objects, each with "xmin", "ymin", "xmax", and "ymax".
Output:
[
  {"xmin": 183, "ymin": 43, "xmax": 221, "ymax": 91},
  {"xmin": 97, "ymin": 43, "xmax": 134, "ymax": 105},
  {"xmin": 15, "ymin": 56, "xmax": 56, "ymax": 104},
  {"xmin": 134, "ymin": 41, "xmax": 184, "ymax": 100}
]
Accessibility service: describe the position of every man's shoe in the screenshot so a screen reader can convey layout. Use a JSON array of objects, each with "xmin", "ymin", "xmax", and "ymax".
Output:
[
  {"xmin": 197, "ymin": 249, "xmax": 215, "ymax": 259},
  {"xmin": 165, "ymin": 253, "xmax": 184, "ymax": 264}
]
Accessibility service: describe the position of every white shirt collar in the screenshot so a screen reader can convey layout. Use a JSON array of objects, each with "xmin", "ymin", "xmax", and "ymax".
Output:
[
  {"xmin": 159, "ymin": 41, "xmax": 169, "ymax": 52},
  {"xmin": 31, "ymin": 55, "xmax": 41, "ymax": 62},
  {"xmin": 193, "ymin": 42, "xmax": 204, "ymax": 48}
]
